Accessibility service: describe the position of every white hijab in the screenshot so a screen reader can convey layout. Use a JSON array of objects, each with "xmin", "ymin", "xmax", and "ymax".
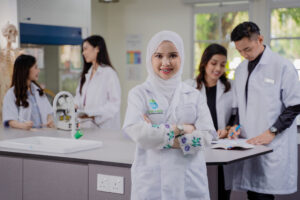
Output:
[
  {"xmin": 145, "ymin": 30, "xmax": 184, "ymax": 123},
  {"xmin": 146, "ymin": 30, "xmax": 184, "ymax": 99}
]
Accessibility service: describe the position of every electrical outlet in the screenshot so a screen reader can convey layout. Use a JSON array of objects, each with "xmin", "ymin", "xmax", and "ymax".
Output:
[
  {"xmin": 97, "ymin": 174, "xmax": 124, "ymax": 194},
  {"xmin": 97, "ymin": 174, "xmax": 110, "ymax": 193}
]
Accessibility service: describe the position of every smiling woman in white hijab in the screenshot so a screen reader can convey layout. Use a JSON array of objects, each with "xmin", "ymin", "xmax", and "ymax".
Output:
[{"xmin": 123, "ymin": 30, "xmax": 215, "ymax": 200}]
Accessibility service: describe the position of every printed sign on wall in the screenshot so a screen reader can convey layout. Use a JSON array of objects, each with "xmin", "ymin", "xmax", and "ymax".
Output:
[
  {"xmin": 126, "ymin": 34, "xmax": 142, "ymax": 81},
  {"xmin": 126, "ymin": 50, "xmax": 141, "ymax": 64}
]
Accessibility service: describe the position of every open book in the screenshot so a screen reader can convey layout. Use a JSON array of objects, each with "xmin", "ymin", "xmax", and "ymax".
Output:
[{"xmin": 211, "ymin": 139, "xmax": 254, "ymax": 150}]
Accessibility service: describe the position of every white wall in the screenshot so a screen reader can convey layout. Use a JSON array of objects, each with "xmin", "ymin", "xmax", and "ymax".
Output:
[
  {"xmin": 0, "ymin": 0, "xmax": 18, "ymax": 49},
  {"xmin": 91, "ymin": 0, "xmax": 193, "ymax": 123},
  {"xmin": 91, "ymin": 0, "xmax": 108, "ymax": 39},
  {"xmin": 18, "ymin": 0, "xmax": 91, "ymax": 38},
  {"xmin": 249, "ymin": 0, "xmax": 271, "ymax": 44}
]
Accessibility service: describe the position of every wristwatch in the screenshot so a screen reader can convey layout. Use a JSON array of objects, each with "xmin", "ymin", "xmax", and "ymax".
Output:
[
  {"xmin": 269, "ymin": 126, "xmax": 278, "ymax": 135},
  {"xmin": 176, "ymin": 125, "xmax": 184, "ymax": 138}
]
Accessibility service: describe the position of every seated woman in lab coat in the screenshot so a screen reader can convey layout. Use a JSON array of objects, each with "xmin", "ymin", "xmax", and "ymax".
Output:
[
  {"xmin": 123, "ymin": 31, "xmax": 215, "ymax": 200},
  {"xmin": 74, "ymin": 35, "xmax": 121, "ymax": 129},
  {"xmin": 2, "ymin": 54, "xmax": 54, "ymax": 130},
  {"xmin": 186, "ymin": 44, "xmax": 235, "ymax": 200}
]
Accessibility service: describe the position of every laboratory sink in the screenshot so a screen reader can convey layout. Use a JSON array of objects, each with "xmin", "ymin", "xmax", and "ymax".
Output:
[{"xmin": 0, "ymin": 136, "xmax": 102, "ymax": 154}]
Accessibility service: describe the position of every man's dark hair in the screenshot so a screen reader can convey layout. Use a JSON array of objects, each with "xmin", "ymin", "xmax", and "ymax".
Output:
[{"xmin": 231, "ymin": 21, "xmax": 261, "ymax": 42}]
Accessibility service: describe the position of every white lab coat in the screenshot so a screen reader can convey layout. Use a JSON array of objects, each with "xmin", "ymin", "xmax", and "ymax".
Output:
[
  {"xmin": 186, "ymin": 79, "xmax": 234, "ymax": 130},
  {"xmin": 74, "ymin": 65, "xmax": 121, "ymax": 129},
  {"xmin": 123, "ymin": 82, "xmax": 214, "ymax": 200},
  {"xmin": 229, "ymin": 46, "xmax": 300, "ymax": 194},
  {"xmin": 186, "ymin": 78, "xmax": 235, "ymax": 190},
  {"xmin": 2, "ymin": 83, "xmax": 53, "ymax": 126}
]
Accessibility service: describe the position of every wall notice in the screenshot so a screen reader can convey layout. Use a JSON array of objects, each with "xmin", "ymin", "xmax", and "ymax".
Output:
[{"xmin": 126, "ymin": 34, "xmax": 142, "ymax": 81}]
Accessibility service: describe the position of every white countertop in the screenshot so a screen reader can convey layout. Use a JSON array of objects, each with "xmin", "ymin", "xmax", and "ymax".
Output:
[
  {"xmin": 0, "ymin": 128, "xmax": 136, "ymax": 167},
  {"xmin": 0, "ymin": 128, "xmax": 275, "ymax": 166}
]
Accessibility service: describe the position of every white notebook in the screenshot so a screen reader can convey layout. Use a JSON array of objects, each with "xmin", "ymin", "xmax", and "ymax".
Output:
[{"xmin": 211, "ymin": 139, "xmax": 254, "ymax": 150}]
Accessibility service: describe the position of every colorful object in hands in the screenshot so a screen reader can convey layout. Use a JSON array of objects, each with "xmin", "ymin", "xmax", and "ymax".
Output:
[{"xmin": 229, "ymin": 125, "xmax": 241, "ymax": 137}]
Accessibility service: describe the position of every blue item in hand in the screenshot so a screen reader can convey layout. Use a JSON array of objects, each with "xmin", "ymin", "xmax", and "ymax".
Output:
[{"xmin": 229, "ymin": 125, "xmax": 241, "ymax": 137}]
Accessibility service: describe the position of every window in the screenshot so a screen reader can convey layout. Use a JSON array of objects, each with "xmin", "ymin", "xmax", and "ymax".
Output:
[
  {"xmin": 193, "ymin": 2, "xmax": 249, "ymax": 79},
  {"xmin": 59, "ymin": 45, "xmax": 82, "ymax": 95},
  {"xmin": 270, "ymin": 7, "xmax": 300, "ymax": 78}
]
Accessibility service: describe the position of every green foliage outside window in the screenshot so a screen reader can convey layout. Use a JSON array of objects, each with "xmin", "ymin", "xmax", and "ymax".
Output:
[
  {"xmin": 271, "ymin": 7, "xmax": 300, "ymax": 77},
  {"xmin": 194, "ymin": 11, "xmax": 248, "ymax": 79}
]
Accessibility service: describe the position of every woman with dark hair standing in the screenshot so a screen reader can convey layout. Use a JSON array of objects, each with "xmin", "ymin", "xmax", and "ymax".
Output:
[
  {"xmin": 2, "ymin": 54, "xmax": 54, "ymax": 130},
  {"xmin": 186, "ymin": 43, "xmax": 235, "ymax": 200},
  {"xmin": 74, "ymin": 35, "xmax": 121, "ymax": 129}
]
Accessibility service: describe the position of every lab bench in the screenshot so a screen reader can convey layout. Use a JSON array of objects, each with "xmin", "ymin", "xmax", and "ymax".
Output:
[{"xmin": 0, "ymin": 128, "xmax": 298, "ymax": 200}]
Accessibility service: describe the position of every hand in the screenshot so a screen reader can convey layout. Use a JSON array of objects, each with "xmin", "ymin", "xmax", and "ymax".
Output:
[
  {"xmin": 227, "ymin": 125, "xmax": 240, "ymax": 140},
  {"xmin": 22, "ymin": 121, "xmax": 33, "ymax": 130},
  {"xmin": 247, "ymin": 129, "xmax": 275, "ymax": 145},
  {"xmin": 217, "ymin": 129, "xmax": 228, "ymax": 139},
  {"xmin": 79, "ymin": 114, "xmax": 95, "ymax": 120},
  {"xmin": 171, "ymin": 124, "xmax": 195, "ymax": 136},
  {"xmin": 46, "ymin": 119, "xmax": 55, "ymax": 128},
  {"xmin": 78, "ymin": 114, "xmax": 89, "ymax": 119},
  {"xmin": 143, "ymin": 114, "xmax": 151, "ymax": 124},
  {"xmin": 183, "ymin": 124, "xmax": 195, "ymax": 134},
  {"xmin": 172, "ymin": 138, "xmax": 180, "ymax": 149},
  {"xmin": 45, "ymin": 115, "xmax": 55, "ymax": 128}
]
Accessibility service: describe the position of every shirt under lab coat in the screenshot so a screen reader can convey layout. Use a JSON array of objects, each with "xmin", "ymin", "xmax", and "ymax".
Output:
[
  {"xmin": 229, "ymin": 46, "xmax": 300, "ymax": 194},
  {"xmin": 74, "ymin": 65, "xmax": 121, "ymax": 129},
  {"xmin": 186, "ymin": 79, "xmax": 234, "ymax": 131},
  {"xmin": 123, "ymin": 81, "xmax": 214, "ymax": 200},
  {"xmin": 2, "ymin": 83, "xmax": 53, "ymax": 126}
]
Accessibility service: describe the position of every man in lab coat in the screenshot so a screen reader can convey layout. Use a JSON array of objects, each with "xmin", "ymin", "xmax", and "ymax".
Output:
[{"xmin": 228, "ymin": 21, "xmax": 300, "ymax": 200}]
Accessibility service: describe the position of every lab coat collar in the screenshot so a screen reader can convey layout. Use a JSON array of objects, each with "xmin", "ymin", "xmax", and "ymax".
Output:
[
  {"xmin": 216, "ymin": 80, "xmax": 225, "ymax": 101},
  {"xmin": 198, "ymin": 80, "xmax": 225, "ymax": 98},
  {"xmin": 182, "ymin": 82, "xmax": 196, "ymax": 94},
  {"xmin": 242, "ymin": 45, "xmax": 270, "ymax": 67},
  {"xmin": 28, "ymin": 82, "xmax": 40, "ymax": 96},
  {"xmin": 242, "ymin": 45, "xmax": 270, "ymax": 76},
  {"xmin": 85, "ymin": 65, "xmax": 104, "ymax": 79},
  {"xmin": 257, "ymin": 45, "xmax": 271, "ymax": 66}
]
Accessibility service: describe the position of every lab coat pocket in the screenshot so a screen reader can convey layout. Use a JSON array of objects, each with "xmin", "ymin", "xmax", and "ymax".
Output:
[
  {"xmin": 132, "ymin": 166, "xmax": 161, "ymax": 200},
  {"xmin": 184, "ymin": 154, "xmax": 209, "ymax": 199},
  {"xmin": 176, "ymin": 104, "xmax": 196, "ymax": 124},
  {"xmin": 263, "ymin": 78, "xmax": 276, "ymax": 90},
  {"xmin": 264, "ymin": 77, "xmax": 275, "ymax": 85},
  {"xmin": 266, "ymin": 135, "xmax": 286, "ymax": 163},
  {"xmin": 263, "ymin": 79, "xmax": 280, "ymax": 101}
]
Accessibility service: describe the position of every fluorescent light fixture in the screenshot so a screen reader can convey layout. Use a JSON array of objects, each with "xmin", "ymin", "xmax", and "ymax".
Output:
[{"xmin": 98, "ymin": 0, "xmax": 119, "ymax": 3}]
